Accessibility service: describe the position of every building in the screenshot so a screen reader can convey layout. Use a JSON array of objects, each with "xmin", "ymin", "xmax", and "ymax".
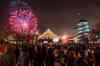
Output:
[
  {"xmin": 73, "ymin": 18, "xmax": 91, "ymax": 42},
  {"xmin": 73, "ymin": 18, "xmax": 92, "ymax": 55},
  {"xmin": 38, "ymin": 28, "xmax": 58, "ymax": 44}
]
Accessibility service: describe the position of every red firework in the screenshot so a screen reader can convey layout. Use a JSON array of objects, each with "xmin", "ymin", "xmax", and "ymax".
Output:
[{"xmin": 9, "ymin": 8, "xmax": 38, "ymax": 34}]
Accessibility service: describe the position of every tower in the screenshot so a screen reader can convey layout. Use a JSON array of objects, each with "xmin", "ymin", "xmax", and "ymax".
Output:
[
  {"xmin": 73, "ymin": 18, "xmax": 91, "ymax": 57},
  {"xmin": 73, "ymin": 18, "xmax": 91, "ymax": 42}
]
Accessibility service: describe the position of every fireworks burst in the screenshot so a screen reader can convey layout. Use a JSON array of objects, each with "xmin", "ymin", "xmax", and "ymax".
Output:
[{"xmin": 9, "ymin": 0, "xmax": 38, "ymax": 35}]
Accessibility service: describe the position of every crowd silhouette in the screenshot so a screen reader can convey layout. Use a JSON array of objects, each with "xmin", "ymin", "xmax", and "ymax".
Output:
[{"xmin": 0, "ymin": 40, "xmax": 96, "ymax": 66}]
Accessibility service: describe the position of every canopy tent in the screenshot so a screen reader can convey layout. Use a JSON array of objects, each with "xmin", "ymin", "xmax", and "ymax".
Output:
[{"xmin": 38, "ymin": 28, "xmax": 58, "ymax": 39}]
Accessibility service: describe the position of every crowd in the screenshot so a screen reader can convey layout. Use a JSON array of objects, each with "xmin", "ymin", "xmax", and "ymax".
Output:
[{"xmin": 0, "ymin": 40, "xmax": 96, "ymax": 66}]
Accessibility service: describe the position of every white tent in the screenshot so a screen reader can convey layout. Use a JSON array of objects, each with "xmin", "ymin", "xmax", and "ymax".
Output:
[{"xmin": 38, "ymin": 28, "xmax": 58, "ymax": 39}]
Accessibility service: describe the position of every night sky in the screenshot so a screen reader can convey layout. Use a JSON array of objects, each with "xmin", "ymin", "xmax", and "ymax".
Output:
[{"xmin": 0, "ymin": 0, "xmax": 100, "ymax": 35}]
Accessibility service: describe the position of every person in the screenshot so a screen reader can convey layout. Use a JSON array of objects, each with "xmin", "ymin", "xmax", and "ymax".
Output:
[
  {"xmin": 0, "ymin": 40, "xmax": 8, "ymax": 65},
  {"xmin": 17, "ymin": 45, "xmax": 29, "ymax": 66},
  {"xmin": 42, "ymin": 44, "xmax": 48, "ymax": 66},
  {"xmin": 53, "ymin": 47, "xmax": 60, "ymax": 66},
  {"xmin": 28, "ymin": 45, "xmax": 34, "ymax": 66},
  {"xmin": 46, "ymin": 44, "xmax": 54, "ymax": 66},
  {"xmin": 36, "ymin": 45, "xmax": 47, "ymax": 66},
  {"xmin": 73, "ymin": 51, "xmax": 81, "ymax": 66},
  {"xmin": 60, "ymin": 52, "xmax": 65, "ymax": 66},
  {"xmin": 0, "ymin": 40, "xmax": 7, "ymax": 57},
  {"xmin": 0, "ymin": 56, "xmax": 5, "ymax": 65},
  {"xmin": 33, "ymin": 45, "xmax": 39, "ymax": 66},
  {"xmin": 64, "ymin": 47, "xmax": 68, "ymax": 66},
  {"xmin": 67, "ymin": 48, "xmax": 75, "ymax": 66},
  {"xmin": 59, "ymin": 46, "xmax": 65, "ymax": 66},
  {"xmin": 88, "ymin": 54, "xmax": 95, "ymax": 66},
  {"xmin": 14, "ymin": 45, "xmax": 20, "ymax": 64}
]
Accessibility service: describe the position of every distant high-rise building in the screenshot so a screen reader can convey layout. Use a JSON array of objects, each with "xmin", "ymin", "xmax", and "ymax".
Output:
[{"xmin": 73, "ymin": 18, "xmax": 91, "ymax": 42}]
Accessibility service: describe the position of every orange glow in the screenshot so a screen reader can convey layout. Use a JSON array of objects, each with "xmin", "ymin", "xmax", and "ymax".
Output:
[
  {"xmin": 61, "ymin": 35, "xmax": 68, "ymax": 40},
  {"xmin": 61, "ymin": 35, "xmax": 69, "ymax": 44}
]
